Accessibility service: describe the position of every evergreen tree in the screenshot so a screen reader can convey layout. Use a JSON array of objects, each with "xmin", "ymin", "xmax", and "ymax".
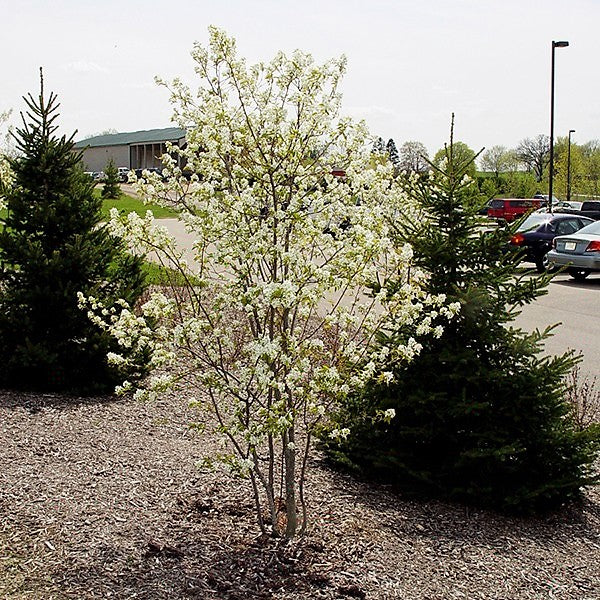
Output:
[
  {"xmin": 101, "ymin": 157, "xmax": 121, "ymax": 199},
  {"xmin": 0, "ymin": 71, "xmax": 150, "ymax": 394},
  {"xmin": 386, "ymin": 138, "xmax": 400, "ymax": 169},
  {"xmin": 325, "ymin": 122, "xmax": 599, "ymax": 513}
]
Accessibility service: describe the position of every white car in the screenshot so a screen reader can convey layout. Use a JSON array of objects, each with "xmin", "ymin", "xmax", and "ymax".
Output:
[
  {"xmin": 547, "ymin": 219, "xmax": 600, "ymax": 280},
  {"xmin": 117, "ymin": 167, "xmax": 130, "ymax": 182},
  {"xmin": 535, "ymin": 200, "xmax": 583, "ymax": 213}
]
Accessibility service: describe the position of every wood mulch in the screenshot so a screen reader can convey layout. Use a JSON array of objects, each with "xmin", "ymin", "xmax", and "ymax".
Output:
[{"xmin": 1, "ymin": 388, "xmax": 599, "ymax": 599}]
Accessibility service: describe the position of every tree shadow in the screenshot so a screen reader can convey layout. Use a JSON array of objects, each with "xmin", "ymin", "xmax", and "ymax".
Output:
[
  {"xmin": 48, "ymin": 508, "xmax": 332, "ymax": 600},
  {"xmin": 318, "ymin": 458, "xmax": 600, "ymax": 550},
  {"xmin": 0, "ymin": 388, "xmax": 122, "ymax": 412}
]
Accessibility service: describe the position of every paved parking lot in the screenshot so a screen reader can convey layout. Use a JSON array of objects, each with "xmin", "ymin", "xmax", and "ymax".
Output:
[
  {"xmin": 516, "ymin": 272, "xmax": 600, "ymax": 377},
  {"xmin": 156, "ymin": 217, "xmax": 599, "ymax": 377}
]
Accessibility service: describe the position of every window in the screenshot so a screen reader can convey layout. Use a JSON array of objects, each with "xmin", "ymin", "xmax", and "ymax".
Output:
[{"xmin": 555, "ymin": 219, "xmax": 580, "ymax": 235}]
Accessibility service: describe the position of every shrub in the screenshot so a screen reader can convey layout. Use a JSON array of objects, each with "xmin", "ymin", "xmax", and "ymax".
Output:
[
  {"xmin": 325, "ymin": 121, "xmax": 600, "ymax": 513},
  {"xmin": 89, "ymin": 28, "xmax": 444, "ymax": 538},
  {"xmin": 0, "ymin": 71, "xmax": 150, "ymax": 394},
  {"xmin": 101, "ymin": 158, "xmax": 121, "ymax": 199}
]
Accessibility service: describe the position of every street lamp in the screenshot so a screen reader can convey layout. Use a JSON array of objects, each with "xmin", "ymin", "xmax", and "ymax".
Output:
[
  {"xmin": 549, "ymin": 40, "xmax": 569, "ymax": 213},
  {"xmin": 567, "ymin": 128, "xmax": 576, "ymax": 202}
]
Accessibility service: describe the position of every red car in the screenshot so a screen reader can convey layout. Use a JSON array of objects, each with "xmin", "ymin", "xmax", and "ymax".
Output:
[{"xmin": 487, "ymin": 198, "xmax": 544, "ymax": 222}]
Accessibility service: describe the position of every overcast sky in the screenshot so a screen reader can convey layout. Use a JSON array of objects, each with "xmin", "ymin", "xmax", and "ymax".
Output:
[{"xmin": 2, "ymin": 0, "xmax": 598, "ymax": 155}]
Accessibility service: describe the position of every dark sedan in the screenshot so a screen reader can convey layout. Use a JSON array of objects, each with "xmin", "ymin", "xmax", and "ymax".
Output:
[{"xmin": 509, "ymin": 213, "xmax": 594, "ymax": 272}]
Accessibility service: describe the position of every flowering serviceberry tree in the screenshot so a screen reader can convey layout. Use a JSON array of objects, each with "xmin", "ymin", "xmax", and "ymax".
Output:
[
  {"xmin": 88, "ymin": 28, "xmax": 451, "ymax": 538},
  {"xmin": 0, "ymin": 109, "xmax": 14, "ymax": 206}
]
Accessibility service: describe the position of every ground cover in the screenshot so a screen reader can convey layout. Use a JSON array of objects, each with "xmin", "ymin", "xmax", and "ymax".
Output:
[
  {"xmin": 1, "ymin": 388, "xmax": 598, "ymax": 599},
  {"xmin": 95, "ymin": 187, "xmax": 177, "ymax": 220},
  {"xmin": 0, "ymin": 189, "xmax": 177, "ymax": 223},
  {"xmin": 141, "ymin": 261, "xmax": 200, "ymax": 286}
]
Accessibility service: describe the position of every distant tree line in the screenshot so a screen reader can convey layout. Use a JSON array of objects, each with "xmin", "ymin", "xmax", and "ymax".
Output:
[{"xmin": 374, "ymin": 133, "xmax": 600, "ymax": 199}]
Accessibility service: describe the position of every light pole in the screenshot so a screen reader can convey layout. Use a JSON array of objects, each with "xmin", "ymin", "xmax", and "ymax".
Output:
[
  {"xmin": 567, "ymin": 128, "xmax": 575, "ymax": 202},
  {"xmin": 549, "ymin": 40, "xmax": 569, "ymax": 213}
]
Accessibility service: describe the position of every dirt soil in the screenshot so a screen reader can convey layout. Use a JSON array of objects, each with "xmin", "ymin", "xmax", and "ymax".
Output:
[{"xmin": 1, "ymin": 388, "xmax": 599, "ymax": 600}]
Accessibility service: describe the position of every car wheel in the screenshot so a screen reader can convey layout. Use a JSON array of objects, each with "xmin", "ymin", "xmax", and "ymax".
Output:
[
  {"xmin": 535, "ymin": 253, "xmax": 549, "ymax": 273},
  {"xmin": 568, "ymin": 268, "xmax": 591, "ymax": 281}
]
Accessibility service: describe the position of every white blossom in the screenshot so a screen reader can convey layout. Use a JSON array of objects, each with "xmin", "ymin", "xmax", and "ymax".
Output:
[
  {"xmin": 384, "ymin": 408, "xmax": 396, "ymax": 420},
  {"xmin": 80, "ymin": 27, "xmax": 458, "ymax": 538}
]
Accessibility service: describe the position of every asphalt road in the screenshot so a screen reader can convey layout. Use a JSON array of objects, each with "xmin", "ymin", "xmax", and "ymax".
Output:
[
  {"xmin": 157, "ymin": 217, "xmax": 599, "ymax": 377},
  {"xmin": 515, "ymin": 271, "xmax": 600, "ymax": 377}
]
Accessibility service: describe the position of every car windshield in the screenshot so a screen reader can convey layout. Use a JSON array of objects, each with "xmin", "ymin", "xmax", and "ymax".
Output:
[
  {"xmin": 573, "ymin": 220, "xmax": 600, "ymax": 235},
  {"xmin": 516, "ymin": 214, "xmax": 551, "ymax": 232}
]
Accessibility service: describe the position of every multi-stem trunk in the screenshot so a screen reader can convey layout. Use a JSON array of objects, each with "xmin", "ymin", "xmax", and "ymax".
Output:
[{"xmin": 283, "ymin": 426, "xmax": 297, "ymax": 538}]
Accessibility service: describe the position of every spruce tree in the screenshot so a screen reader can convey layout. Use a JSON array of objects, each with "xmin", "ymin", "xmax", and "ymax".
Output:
[
  {"xmin": 386, "ymin": 138, "xmax": 400, "ymax": 169},
  {"xmin": 0, "ymin": 71, "xmax": 149, "ymax": 394},
  {"xmin": 101, "ymin": 158, "xmax": 121, "ymax": 199},
  {"xmin": 326, "ymin": 122, "xmax": 599, "ymax": 512}
]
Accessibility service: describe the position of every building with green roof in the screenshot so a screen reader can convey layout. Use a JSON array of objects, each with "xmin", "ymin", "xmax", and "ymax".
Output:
[{"xmin": 74, "ymin": 127, "xmax": 186, "ymax": 172}]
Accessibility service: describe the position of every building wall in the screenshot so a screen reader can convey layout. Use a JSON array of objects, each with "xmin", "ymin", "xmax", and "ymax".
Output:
[
  {"xmin": 130, "ymin": 143, "xmax": 167, "ymax": 169},
  {"xmin": 130, "ymin": 138, "xmax": 186, "ymax": 170},
  {"xmin": 78, "ymin": 136, "xmax": 186, "ymax": 172},
  {"xmin": 79, "ymin": 145, "xmax": 130, "ymax": 172}
]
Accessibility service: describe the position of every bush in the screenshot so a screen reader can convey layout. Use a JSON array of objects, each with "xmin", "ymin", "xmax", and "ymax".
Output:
[
  {"xmin": 0, "ymin": 72, "xmax": 150, "ymax": 394},
  {"xmin": 101, "ymin": 158, "xmax": 121, "ymax": 199},
  {"xmin": 325, "ymin": 124, "xmax": 600, "ymax": 513},
  {"xmin": 566, "ymin": 366, "xmax": 600, "ymax": 432}
]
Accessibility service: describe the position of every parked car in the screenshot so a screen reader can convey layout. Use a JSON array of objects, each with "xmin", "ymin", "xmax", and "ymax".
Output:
[
  {"xmin": 533, "ymin": 193, "xmax": 558, "ymax": 203},
  {"xmin": 479, "ymin": 199, "xmax": 494, "ymax": 216},
  {"xmin": 509, "ymin": 212, "xmax": 594, "ymax": 272},
  {"xmin": 487, "ymin": 198, "xmax": 544, "ymax": 222},
  {"xmin": 133, "ymin": 167, "xmax": 165, "ymax": 179},
  {"xmin": 547, "ymin": 219, "xmax": 600, "ymax": 280},
  {"xmin": 117, "ymin": 167, "xmax": 130, "ymax": 182},
  {"xmin": 535, "ymin": 200, "xmax": 583, "ymax": 213},
  {"xmin": 556, "ymin": 200, "xmax": 600, "ymax": 221}
]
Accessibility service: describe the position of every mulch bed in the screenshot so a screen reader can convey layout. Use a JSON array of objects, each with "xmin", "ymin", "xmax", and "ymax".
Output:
[{"xmin": 1, "ymin": 388, "xmax": 599, "ymax": 599}]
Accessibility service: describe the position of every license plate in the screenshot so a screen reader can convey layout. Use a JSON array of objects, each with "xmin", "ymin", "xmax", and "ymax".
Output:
[{"xmin": 565, "ymin": 241, "xmax": 577, "ymax": 251}]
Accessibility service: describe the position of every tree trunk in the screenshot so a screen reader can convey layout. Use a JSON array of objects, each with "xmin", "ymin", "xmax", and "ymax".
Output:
[{"xmin": 283, "ymin": 428, "xmax": 297, "ymax": 538}]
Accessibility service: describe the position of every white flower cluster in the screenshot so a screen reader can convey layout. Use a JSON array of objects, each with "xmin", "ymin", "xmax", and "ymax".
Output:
[
  {"xmin": 0, "ymin": 110, "xmax": 13, "ymax": 205},
  {"xmin": 79, "ymin": 28, "xmax": 464, "ymax": 537},
  {"xmin": 77, "ymin": 292, "xmax": 176, "ymax": 386},
  {"xmin": 329, "ymin": 428, "xmax": 351, "ymax": 440},
  {"xmin": 0, "ymin": 156, "xmax": 13, "ymax": 210},
  {"xmin": 107, "ymin": 209, "xmax": 183, "ymax": 264}
]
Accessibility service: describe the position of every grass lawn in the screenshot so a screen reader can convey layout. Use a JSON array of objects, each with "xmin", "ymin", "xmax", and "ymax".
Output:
[
  {"xmin": 0, "ymin": 188, "xmax": 178, "ymax": 223},
  {"xmin": 95, "ymin": 187, "xmax": 178, "ymax": 219},
  {"xmin": 141, "ymin": 260, "xmax": 200, "ymax": 286}
]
